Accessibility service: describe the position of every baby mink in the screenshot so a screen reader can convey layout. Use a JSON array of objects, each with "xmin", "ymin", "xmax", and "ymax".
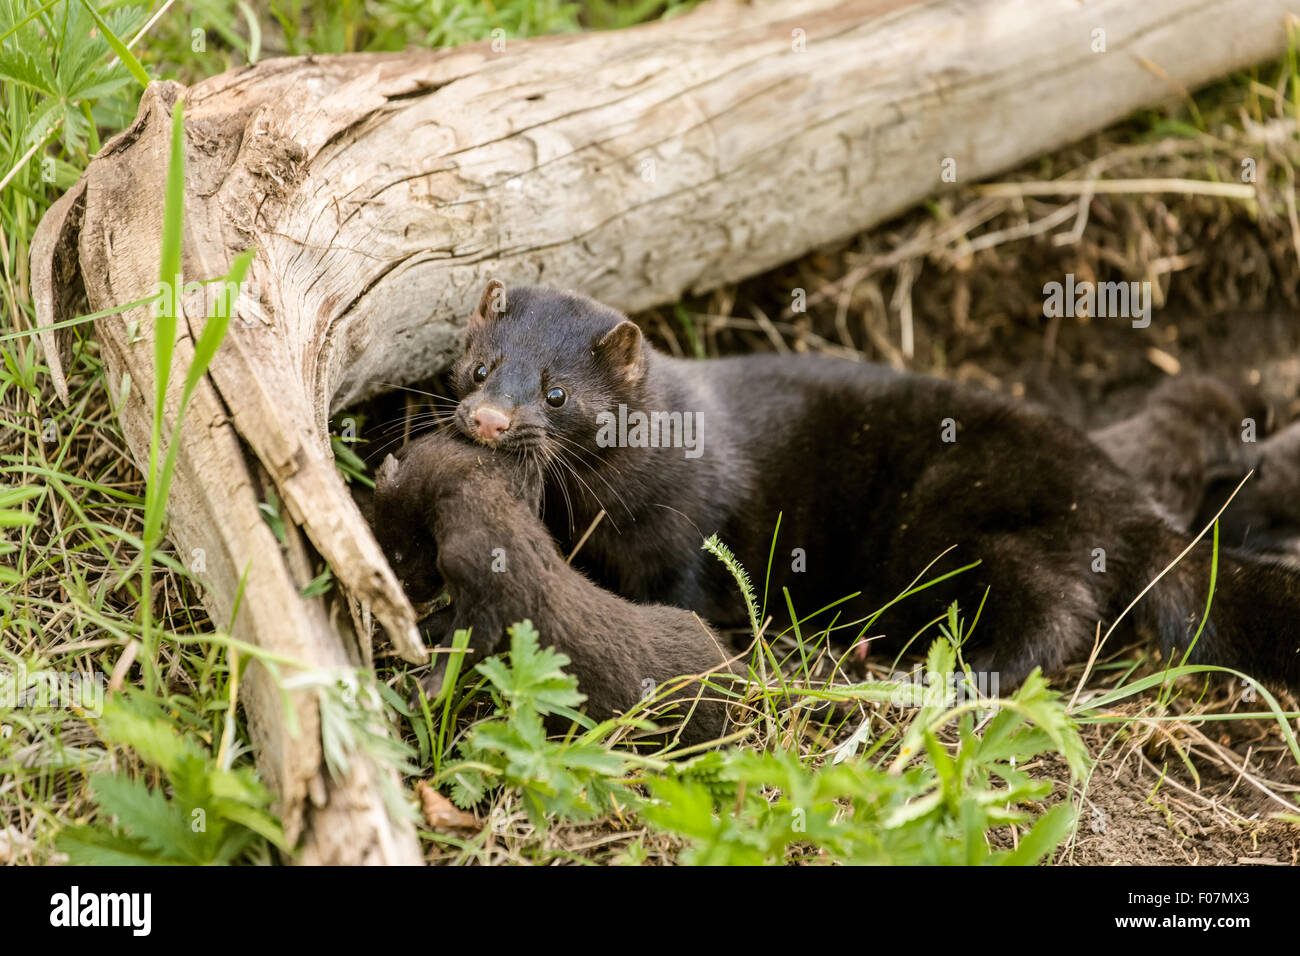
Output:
[
  {"xmin": 444, "ymin": 280, "xmax": 1300, "ymax": 693},
  {"xmin": 1089, "ymin": 375, "xmax": 1263, "ymax": 531},
  {"xmin": 370, "ymin": 427, "xmax": 739, "ymax": 747},
  {"xmin": 1198, "ymin": 418, "xmax": 1300, "ymax": 561}
]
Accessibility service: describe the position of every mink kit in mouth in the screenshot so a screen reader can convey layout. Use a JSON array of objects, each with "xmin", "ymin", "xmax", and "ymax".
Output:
[{"xmin": 369, "ymin": 427, "xmax": 739, "ymax": 747}]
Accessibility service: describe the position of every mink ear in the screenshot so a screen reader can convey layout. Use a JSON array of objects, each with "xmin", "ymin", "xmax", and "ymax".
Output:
[
  {"xmin": 471, "ymin": 279, "xmax": 507, "ymax": 326},
  {"xmin": 594, "ymin": 320, "xmax": 644, "ymax": 384},
  {"xmin": 376, "ymin": 453, "xmax": 400, "ymax": 488}
]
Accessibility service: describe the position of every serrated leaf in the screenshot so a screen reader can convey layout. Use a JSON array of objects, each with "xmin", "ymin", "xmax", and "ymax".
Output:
[
  {"xmin": 88, "ymin": 772, "xmax": 199, "ymax": 863},
  {"xmin": 56, "ymin": 827, "xmax": 180, "ymax": 866},
  {"xmin": 97, "ymin": 697, "xmax": 198, "ymax": 776},
  {"xmin": 449, "ymin": 769, "xmax": 487, "ymax": 809},
  {"xmin": 474, "ymin": 620, "xmax": 586, "ymax": 716},
  {"xmin": 76, "ymin": 0, "xmax": 149, "ymax": 88},
  {"xmin": 0, "ymin": 47, "xmax": 56, "ymax": 96}
]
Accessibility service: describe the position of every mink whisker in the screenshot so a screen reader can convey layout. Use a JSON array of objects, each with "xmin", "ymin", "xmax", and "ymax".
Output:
[
  {"xmin": 546, "ymin": 432, "xmax": 636, "ymax": 519},
  {"xmin": 541, "ymin": 442, "xmax": 577, "ymax": 536},
  {"xmin": 371, "ymin": 381, "xmax": 460, "ymax": 405},
  {"xmin": 365, "ymin": 419, "xmax": 455, "ymax": 462},
  {"xmin": 549, "ymin": 442, "xmax": 622, "ymax": 535}
]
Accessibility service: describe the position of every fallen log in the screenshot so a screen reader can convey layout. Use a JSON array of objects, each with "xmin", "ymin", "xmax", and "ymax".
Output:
[{"xmin": 32, "ymin": 0, "xmax": 1295, "ymax": 862}]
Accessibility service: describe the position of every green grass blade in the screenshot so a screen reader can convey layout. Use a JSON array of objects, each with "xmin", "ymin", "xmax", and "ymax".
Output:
[
  {"xmin": 1078, "ymin": 664, "xmax": 1300, "ymax": 764},
  {"xmin": 144, "ymin": 98, "xmax": 186, "ymax": 543},
  {"xmin": 1177, "ymin": 520, "xmax": 1218, "ymax": 668},
  {"xmin": 147, "ymin": 246, "xmax": 254, "ymax": 549},
  {"xmin": 182, "ymin": 247, "xmax": 254, "ymax": 403},
  {"xmin": 760, "ymin": 511, "xmax": 781, "ymax": 625},
  {"xmin": 0, "ymin": 0, "xmax": 62, "ymax": 47},
  {"xmin": 3, "ymin": 294, "xmax": 160, "ymax": 343}
]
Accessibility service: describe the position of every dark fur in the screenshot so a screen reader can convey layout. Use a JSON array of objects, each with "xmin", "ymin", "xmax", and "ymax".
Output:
[
  {"xmin": 1090, "ymin": 376, "xmax": 1262, "ymax": 530},
  {"xmin": 447, "ymin": 283, "xmax": 1300, "ymax": 691},
  {"xmin": 1198, "ymin": 418, "xmax": 1300, "ymax": 560},
  {"xmin": 370, "ymin": 429, "xmax": 738, "ymax": 746}
]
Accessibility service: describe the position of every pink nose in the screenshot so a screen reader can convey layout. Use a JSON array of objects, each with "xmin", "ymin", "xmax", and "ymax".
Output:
[{"xmin": 473, "ymin": 406, "xmax": 511, "ymax": 441}]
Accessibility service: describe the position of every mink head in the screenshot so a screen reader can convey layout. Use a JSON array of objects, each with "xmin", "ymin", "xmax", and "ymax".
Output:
[
  {"xmin": 371, "ymin": 451, "xmax": 442, "ymax": 603},
  {"xmin": 451, "ymin": 281, "xmax": 646, "ymax": 459}
]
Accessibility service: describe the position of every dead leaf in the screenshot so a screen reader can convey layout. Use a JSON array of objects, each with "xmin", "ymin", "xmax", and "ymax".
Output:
[{"xmin": 415, "ymin": 781, "xmax": 479, "ymax": 830}]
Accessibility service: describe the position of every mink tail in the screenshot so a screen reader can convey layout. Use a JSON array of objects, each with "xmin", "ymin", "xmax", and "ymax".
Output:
[{"xmin": 1139, "ymin": 523, "xmax": 1300, "ymax": 692}]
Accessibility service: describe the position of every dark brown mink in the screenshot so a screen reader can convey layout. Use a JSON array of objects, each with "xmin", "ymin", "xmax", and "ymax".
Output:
[
  {"xmin": 1197, "ymin": 417, "xmax": 1300, "ymax": 561},
  {"xmin": 1089, "ymin": 375, "xmax": 1263, "ymax": 531},
  {"xmin": 370, "ymin": 427, "xmax": 740, "ymax": 747},
  {"xmin": 1090, "ymin": 377, "xmax": 1300, "ymax": 561},
  {"xmin": 442, "ymin": 280, "xmax": 1300, "ymax": 694}
]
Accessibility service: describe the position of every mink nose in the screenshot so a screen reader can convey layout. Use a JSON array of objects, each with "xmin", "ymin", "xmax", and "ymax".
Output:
[{"xmin": 472, "ymin": 405, "xmax": 511, "ymax": 441}]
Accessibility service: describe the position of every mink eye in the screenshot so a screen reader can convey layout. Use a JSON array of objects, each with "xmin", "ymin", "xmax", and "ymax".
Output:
[
  {"xmin": 545, "ymin": 386, "xmax": 567, "ymax": 408},
  {"xmin": 472, "ymin": 363, "xmax": 488, "ymax": 383}
]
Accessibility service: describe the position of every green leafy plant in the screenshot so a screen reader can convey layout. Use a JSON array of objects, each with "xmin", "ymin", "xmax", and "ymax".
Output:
[
  {"xmin": 283, "ymin": 667, "xmax": 419, "ymax": 824},
  {"xmin": 330, "ymin": 433, "xmax": 372, "ymax": 487},
  {"xmin": 415, "ymin": 539, "xmax": 1089, "ymax": 861},
  {"xmin": 645, "ymin": 638, "xmax": 1086, "ymax": 865},
  {"xmin": 56, "ymin": 690, "xmax": 288, "ymax": 864},
  {"xmin": 437, "ymin": 620, "xmax": 632, "ymax": 830},
  {"xmin": 0, "ymin": 1, "xmax": 143, "ymax": 160}
]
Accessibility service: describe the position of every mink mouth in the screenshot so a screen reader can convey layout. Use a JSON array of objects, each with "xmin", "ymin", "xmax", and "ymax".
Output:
[
  {"xmin": 452, "ymin": 413, "xmax": 538, "ymax": 454},
  {"xmin": 452, "ymin": 402, "xmax": 556, "ymax": 454}
]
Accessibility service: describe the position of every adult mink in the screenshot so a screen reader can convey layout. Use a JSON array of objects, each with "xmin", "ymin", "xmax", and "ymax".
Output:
[
  {"xmin": 445, "ymin": 280, "xmax": 1300, "ymax": 692},
  {"xmin": 370, "ymin": 428, "xmax": 739, "ymax": 747}
]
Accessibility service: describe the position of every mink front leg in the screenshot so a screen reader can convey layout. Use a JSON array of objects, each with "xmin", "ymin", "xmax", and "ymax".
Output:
[{"xmin": 412, "ymin": 486, "xmax": 522, "ymax": 699}]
